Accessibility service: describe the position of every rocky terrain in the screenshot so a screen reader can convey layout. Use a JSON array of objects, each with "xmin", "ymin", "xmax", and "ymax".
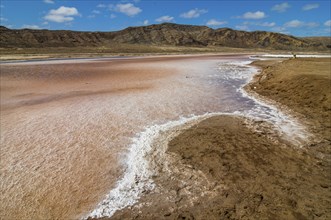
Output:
[{"xmin": 1, "ymin": 23, "xmax": 330, "ymax": 51}]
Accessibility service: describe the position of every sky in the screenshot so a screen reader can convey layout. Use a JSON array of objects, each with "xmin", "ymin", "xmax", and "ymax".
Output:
[{"xmin": 0, "ymin": 0, "xmax": 330, "ymax": 37}]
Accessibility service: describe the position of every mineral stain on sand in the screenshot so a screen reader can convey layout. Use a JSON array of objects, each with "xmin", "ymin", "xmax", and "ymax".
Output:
[{"xmin": 1, "ymin": 55, "xmax": 330, "ymax": 220}]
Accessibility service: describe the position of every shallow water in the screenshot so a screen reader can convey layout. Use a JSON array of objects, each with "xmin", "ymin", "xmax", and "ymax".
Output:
[{"xmin": 0, "ymin": 55, "xmax": 309, "ymax": 219}]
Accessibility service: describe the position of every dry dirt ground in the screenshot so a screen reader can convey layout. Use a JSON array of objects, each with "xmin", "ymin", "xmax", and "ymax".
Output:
[{"xmin": 100, "ymin": 58, "xmax": 331, "ymax": 220}]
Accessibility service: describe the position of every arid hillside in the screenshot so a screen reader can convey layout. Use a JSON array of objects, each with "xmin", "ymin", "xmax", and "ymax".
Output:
[{"xmin": 1, "ymin": 23, "xmax": 330, "ymax": 51}]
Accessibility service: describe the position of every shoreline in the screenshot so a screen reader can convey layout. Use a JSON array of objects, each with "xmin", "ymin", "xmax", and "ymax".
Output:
[
  {"xmin": 1, "ymin": 51, "xmax": 330, "ymax": 63},
  {"xmin": 0, "ymin": 53, "xmax": 251, "ymax": 66},
  {"xmin": 93, "ymin": 57, "xmax": 331, "ymax": 219},
  {"xmin": 0, "ymin": 52, "xmax": 253, "ymax": 62},
  {"xmin": 249, "ymin": 58, "xmax": 331, "ymax": 144}
]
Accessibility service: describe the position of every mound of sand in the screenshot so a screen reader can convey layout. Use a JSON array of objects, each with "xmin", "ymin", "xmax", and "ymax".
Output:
[{"xmin": 249, "ymin": 58, "xmax": 331, "ymax": 141}]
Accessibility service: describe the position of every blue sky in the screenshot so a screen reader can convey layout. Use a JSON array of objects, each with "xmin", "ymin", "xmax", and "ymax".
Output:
[{"xmin": 0, "ymin": 0, "xmax": 330, "ymax": 36}]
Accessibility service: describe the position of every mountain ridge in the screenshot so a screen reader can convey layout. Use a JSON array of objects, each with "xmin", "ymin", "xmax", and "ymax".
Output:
[{"xmin": 0, "ymin": 23, "xmax": 330, "ymax": 50}]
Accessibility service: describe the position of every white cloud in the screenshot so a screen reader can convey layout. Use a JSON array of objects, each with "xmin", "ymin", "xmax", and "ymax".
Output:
[
  {"xmin": 244, "ymin": 21, "xmax": 276, "ymax": 27},
  {"xmin": 143, "ymin": 20, "xmax": 149, "ymax": 25},
  {"xmin": 270, "ymin": 26, "xmax": 290, "ymax": 34},
  {"xmin": 284, "ymin": 20, "xmax": 304, "ymax": 28},
  {"xmin": 234, "ymin": 21, "xmax": 277, "ymax": 32},
  {"xmin": 236, "ymin": 25, "xmax": 249, "ymax": 31},
  {"xmin": 242, "ymin": 11, "xmax": 266, "ymax": 19},
  {"xmin": 45, "ymin": 15, "xmax": 73, "ymax": 23},
  {"xmin": 115, "ymin": 3, "xmax": 142, "ymax": 16},
  {"xmin": 155, "ymin": 15, "xmax": 174, "ymax": 23},
  {"xmin": 180, "ymin": 8, "xmax": 207, "ymax": 19},
  {"xmin": 44, "ymin": 6, "xmax": 79, "ymax": 23},
  {"xmin": 284, "ymin": 20, "xmax": 319, "ymax": 28},
  {"xmin": 97, "ymin": 4, "xmax": 107, "ymax": 8},
  {"xmin": 206, "ymin": 19, "xmax": 227, "ymax": 26},
  {"xmin": 324, "ymin": 20, "xmax": 331, "ymax": 27},
  {"xmin": 110, "ymin": 14, "xmax": 116, "ymax": 19},
  {"xmin": 305, "ymin": 22, "xmax": 319, "ymax": 28},
  {"xmin": 259, "ymin": 22, "xmax": 276, "ymax": 27},
  {"xmin": 0, "ymin": 17, "xmax": 8, "ymax": 22},
  {"xmin": 271, "ymin": 2, "xmax": 290, "ymax": 13},
  {"xmin": 302, "ymin": 4, "xmax": 319, "ymax": 11},
  {"xmin": 22, "ymin": 24, "xmax": 41, "ymax": 29},
  {"xmin": 92, "ymin": 10, "xmax": 100, "ymax": 14},
  {"xmin": 43, "ymin": 0, "xmax": 54, "ymax": 4}
]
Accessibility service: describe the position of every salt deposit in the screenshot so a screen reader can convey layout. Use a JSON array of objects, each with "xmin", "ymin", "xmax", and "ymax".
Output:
[
  {"xmin": 85, "ymin": 57, "xmax": 311, "ymax": 219},
  {"xmin": 252, "ymin": 54, "xmax": 331, "ymax": 58}
]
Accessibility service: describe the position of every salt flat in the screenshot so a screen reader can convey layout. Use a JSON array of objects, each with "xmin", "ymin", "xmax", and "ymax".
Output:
[{"xmin": 1, "ymin": 55, "xmax": 249, "ymax": 219}]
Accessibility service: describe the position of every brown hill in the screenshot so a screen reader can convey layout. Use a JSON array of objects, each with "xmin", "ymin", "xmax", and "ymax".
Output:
[
  {"xmin": 302, "ymin": 36, "xmax": 331, "ymax": 48},
  {"xmin": 0, "ymin": 23, "xmax": 329, "ymax": 50}
]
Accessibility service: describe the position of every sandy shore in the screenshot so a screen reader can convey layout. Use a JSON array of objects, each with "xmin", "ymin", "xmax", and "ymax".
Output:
[
  {"xmin": 101, "ymin": 58, "xmax": 331, "ymax": 219},
  {"xmin": 249, "ymin": 58, "xmax": 331, "ymax": 142}
]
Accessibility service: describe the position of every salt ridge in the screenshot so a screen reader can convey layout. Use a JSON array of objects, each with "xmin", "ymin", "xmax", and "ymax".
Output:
[
  {"xmin": 252, "ymin": 54, "xmax": 331, "ymax": 58},
  {"xmin": 85, "ymin": 113, "xmax": 218, "ymax": 218}
]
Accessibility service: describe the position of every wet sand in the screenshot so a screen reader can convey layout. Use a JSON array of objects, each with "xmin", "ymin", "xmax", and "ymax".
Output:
[
  {"xmin": 0, "ymin": 58, "xmax": 170, "ymax": 219},
  {"xmin": 104, "ymin": 58, "xmax": 331, "ymax": 219},
  {"xmin": 0, "ymin": 54, "xmax": 249, "ymax": 219}
]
